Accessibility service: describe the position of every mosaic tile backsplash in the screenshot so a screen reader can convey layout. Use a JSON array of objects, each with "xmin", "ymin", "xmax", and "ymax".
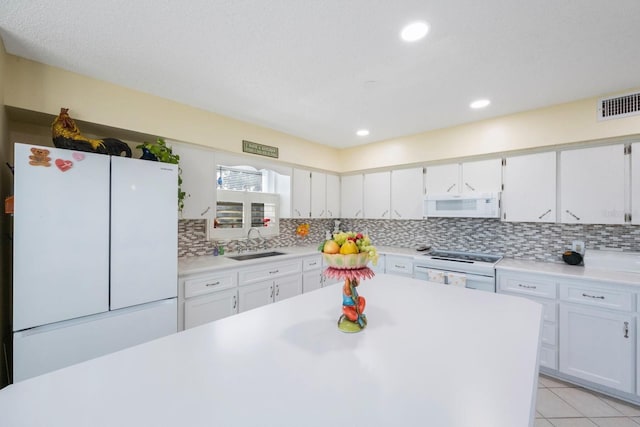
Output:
[{"xmin": 179, "ymin": 218, "xmax": 640, "ymax": 263}]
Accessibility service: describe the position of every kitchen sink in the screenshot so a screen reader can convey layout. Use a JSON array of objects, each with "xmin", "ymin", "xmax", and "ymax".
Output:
[{"xmin": 228, "ymin": 251, "xmax": 286, "ymax": 261}]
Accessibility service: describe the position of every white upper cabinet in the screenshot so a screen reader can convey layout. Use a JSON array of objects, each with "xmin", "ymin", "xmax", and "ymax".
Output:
[
  {"xmin": 311, "ymin": 171, "xmax": 327, "ymax": 218},
  {"xmin": 461, "ymin": 158, "xmax": 503, "ymax": 193},
  {"xmin": 425, "ymin": 163, "xmax": 459, "ymax": 193},
  {"xmin": 391, "ymin": 168, "xmax": 424, "ymax": 219},
  {"xmin": 292, "ymin": 168, "xmax": 311, "ymax": 218},
  {"xmin": 172, "ymin": 143, "xmax": 216, "ymax": 220},
  {"xmin": 560, "ymin": 144, "xmax": 625, "ymax": 224},
  {"xmin": 426, "ymin": 159, "xmax": 501, "ymax": 194},
  {"xmin": 326, "ymin": 174, "xmax": 340, "ymax": 218},
  {"xmin": 341, "ymin": 174, "xmax": 364, "ymax": 218},
  {"xmin": 503, "ymin": 152, "xmax": 556, "ymax": 222},
  {"xmin": 630, "ymin": 142, "xmax": 640, "ymax": 225},
  {"xmin": 364, "ymin": 171, "xmax": 391, "ymax": 219}
]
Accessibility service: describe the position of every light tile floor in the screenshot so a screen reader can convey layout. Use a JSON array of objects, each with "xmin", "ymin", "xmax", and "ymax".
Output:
[{"xmin": 536, "ymin": 375, "xmax": 640, "ymax": 426}]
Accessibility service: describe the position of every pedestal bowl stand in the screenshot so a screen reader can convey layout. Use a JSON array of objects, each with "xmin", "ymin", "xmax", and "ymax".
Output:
[{"xmin": 323, "ymin": 254, "xmax": 375, "ymax": 333}]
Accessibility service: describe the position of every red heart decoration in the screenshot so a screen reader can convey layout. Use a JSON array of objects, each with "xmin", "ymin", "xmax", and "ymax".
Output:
[{"xmin": 55, "ymin": 158, "xmax": 73, "ymax": 172}]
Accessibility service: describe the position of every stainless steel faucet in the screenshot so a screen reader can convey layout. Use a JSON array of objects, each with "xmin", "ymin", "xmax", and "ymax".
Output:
[{"xmin": 246, "ymin": 227, "xmax": 262, "ymax": 252}]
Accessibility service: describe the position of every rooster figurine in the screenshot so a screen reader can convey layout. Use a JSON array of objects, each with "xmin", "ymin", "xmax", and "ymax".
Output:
[{"xmin": 52, "ymin": 108, "xmax": 132, "ymax": 157}]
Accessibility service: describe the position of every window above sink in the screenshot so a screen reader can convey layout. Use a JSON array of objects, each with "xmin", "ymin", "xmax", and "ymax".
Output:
[{"xmin": 209, "ymin": 189, "xmax": 280, "ymax": 240}]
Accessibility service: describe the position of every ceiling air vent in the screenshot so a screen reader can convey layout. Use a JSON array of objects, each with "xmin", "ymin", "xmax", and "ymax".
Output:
[{"xmin": 598, "ymin": 91, "xmax": 640, "ymax": 120}]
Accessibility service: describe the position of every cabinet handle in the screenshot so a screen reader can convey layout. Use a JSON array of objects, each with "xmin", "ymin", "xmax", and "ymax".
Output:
[
  {"xmin": 309, "ymin": 262, "xmax": 317, "ymax": 266},
  {"xmin": 446, "ymin": 183, "xmax": 456, "ymax": 192},
  {"xmin": 206, "ymin": 281, "xmax": 221, "ymax": 287},
  {"xmin": 276, "ymin": 284, "xmax": 280, "ymax": 297},
  {"xmin": 270, "ymin": 285, "xmax": 274, "ymax": 299},
  {"xmin": 394, "ymin": 209, "xmax": 402, "ymax": 218},
  {"xmin": 538, "ymin": 209, "xmax": 552, "ymax": 219},
  {"xmin": 200, "ymin": 206, "xmax": 211, "ymax": 216},
  {"xmin": 624, "ymin": 321, "xmax": 629, "ymax": 338},
  {"xmin": 319, "ymin": 209, "xmax": 325, "ymax": 217},
  {"xmin": 328, "ymin": 210, "xmax": 333, "ymax": 217},
  {"xmin": 269, "ymin": 270, "xmax": 279, "ymax": 275},
  {"xmin": 294, "ymin": 209, "xmax": 302, "ymax": 217},
  {"xmin": 581, "ymin": 293, "xmax": 605, "ymax": 300},
  {"xmin": 518, "ymin": 283, "xmax": 536, "ymax": 289},
  {"xmin": 565, "ymin": 210, "xmax": 581, "ymax": 220},
  {"xmin": 395, "ymin": 264, "xmax": 405, "ymax": 269},
  {"xmin": 381, "ymin": 209, "xmax": 389, "ymax": 217},
  {"xmin": 464, "ymin": 182, "xmax": 476, "ymax": 191},
  {"xmin": 355, "ymin": 209, "xmax": 361, "ymax": 217},
  {"xmin": 232, "ymin": 295, "xmax": 237, "ymax": 309}
]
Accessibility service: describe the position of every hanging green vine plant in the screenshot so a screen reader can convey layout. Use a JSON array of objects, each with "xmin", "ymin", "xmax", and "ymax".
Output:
[{"xmin": 136, "ymin": 137, "xmax": 187, "ymax": 213}]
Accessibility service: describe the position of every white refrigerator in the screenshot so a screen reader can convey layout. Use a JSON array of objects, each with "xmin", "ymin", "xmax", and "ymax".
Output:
[{"xmin": 12, "ymin": 143, "xmax": 178, "ymax": 382}]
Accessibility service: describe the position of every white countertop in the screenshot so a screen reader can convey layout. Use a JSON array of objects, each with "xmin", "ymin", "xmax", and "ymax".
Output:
[
  {"xmin": 0, "ymin": 274, "xmax": 543, "ymax": 427},
  {"xmin": 497, "ymin": 257, "xmax": 640, "ymax": 288}
]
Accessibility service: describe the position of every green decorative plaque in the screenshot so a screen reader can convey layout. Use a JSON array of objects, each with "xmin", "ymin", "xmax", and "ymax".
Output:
[{"xmin": 242, "ymin": 140, "xmax": 279, "ymax": 158}]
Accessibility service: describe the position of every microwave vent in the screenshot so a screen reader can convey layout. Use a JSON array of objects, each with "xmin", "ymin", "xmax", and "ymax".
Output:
[{"xmin": 598, "ymin": 91, "xmax": 640, "ymax": 120}]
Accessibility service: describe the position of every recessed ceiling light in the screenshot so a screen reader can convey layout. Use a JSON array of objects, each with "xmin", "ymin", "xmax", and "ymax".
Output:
[
  {"xmin": 470, "ymin": 99, "xmax": 491, "ymax": 109},
  {"xmin": 356, "ymin": 129, "xmax": 370, "ymax": 136},
  {"xmin": 400, "ymin": 22, "xmax": 429, "ymax": 42}
]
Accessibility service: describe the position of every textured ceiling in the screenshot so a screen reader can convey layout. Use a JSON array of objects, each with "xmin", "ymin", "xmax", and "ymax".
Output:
[{"xmin": 1, "ymin": 1, "xmax": 639, "ymax": 148}]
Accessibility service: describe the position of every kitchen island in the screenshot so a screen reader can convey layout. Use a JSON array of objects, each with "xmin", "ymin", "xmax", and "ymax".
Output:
[{"xmin": 0, "ymin": 274, "xmax": 543, "ymax": 427}]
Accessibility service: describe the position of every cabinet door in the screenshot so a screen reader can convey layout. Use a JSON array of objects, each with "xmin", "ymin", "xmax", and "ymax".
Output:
[
  {"xmin": 340, "ymin": 174, "xmax": 364, "ymax": 218},
  {"xmin": 292, "ymin": 168, "xmax": 311, "ymax": 218},
  {"xmin": 172, "ymin": 143, "xmax": 216, "ymax": 220},
  {"xmin": 391, "ymin": 168, "xmax": 424, "ymax": 219},
  {"xmin": 238, "ymin": 280, "xmax": 273, "ymax": 312},
  {"xmin": 184, "ymin": 288, "xmax": 238, "ymax": 329},
  {"xmin": 302, "ymin": 271, "xmax": 323, "ymax": 293},
  {"xmin": 560, "ymin": 145, "xmax": 625, "ymax": 224},
  {"xmin": 503, "ymin": 152, "xmax": 556, "ymax": 222},
  {"xmin": 364, "ymin": 171, "xmax": 391, "ymax": 219},
  {"xmin": 311, "ymin": 171, "xmax": 327, "ymax": 218},
  {"xmin": 631, "ymin": 142, "xmax": 640, "ymax": 224},
  {"xmin": 559, "ymin": 304, "xmax": 634, "ymax": 393},
  {"xmin": 461, "ymin": 158, "xmax": 502, "ymax": 193},
  {"xmin": 326, "ymin": 174, "xmax": 340, "ymax": 218},
  {"xmin": 425, "ymin": 163, "xmax": 459, "ymax": 194},
  {"xmin": 275, "ymin": 275, "xmax": 303, "ymax": 302}
]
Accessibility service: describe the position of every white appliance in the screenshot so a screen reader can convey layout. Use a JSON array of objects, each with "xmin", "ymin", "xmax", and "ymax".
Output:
[
  {"xmin": 414, "ymin": 250, "xmax": 503, "ymax": 292},
  {"xmin": 12, "ymin": 143, "xmax": 178, "ymax": 381},
  {"xmin": 423, "ymin": 192, "xmax": 501, "ymax": 218}
]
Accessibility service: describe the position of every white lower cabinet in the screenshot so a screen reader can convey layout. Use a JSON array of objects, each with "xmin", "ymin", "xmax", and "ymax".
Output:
[
  {"xmin": 498, "ymin": 266, "xmax": 639, "ymax": 401},
  {"xmin": 179, "ymin": 269, "xmax": 238, "ymax": 331},
  {"xmin": 497, "ymin": 270, "xmax": 558, "ymax": 370},
  {"xmin": 559, "ymin": 282, "xmax": 635, "ymax": 394},
  {"xmin": 185, "ymin": 288, "xmax": 237, "ymax": 329},
  {"xmin": 385, "ymin": 255, "xmax": 412, "ymax": 277},
  {"xmin": 238, "ymin": 260, "xmax": 303, "ymax": 312},
  {"xmin": 302, "ymin": 255, "xmax": 323, "ymax": 292}
]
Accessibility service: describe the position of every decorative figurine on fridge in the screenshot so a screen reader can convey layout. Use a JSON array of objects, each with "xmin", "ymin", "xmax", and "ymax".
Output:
[{"xmin": 52, "ymin": 108, "xmax": 132, "ymax": 157}]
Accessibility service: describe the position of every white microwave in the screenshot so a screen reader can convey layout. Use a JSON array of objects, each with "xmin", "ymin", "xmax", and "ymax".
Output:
[{"xmin": 423, "ymin": 192, "xmax": 501, "ymax": 218}]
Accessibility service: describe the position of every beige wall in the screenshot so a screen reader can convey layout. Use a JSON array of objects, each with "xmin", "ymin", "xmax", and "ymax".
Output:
[
  {"xmin": 340, "ymin": 92, "xmax": 640, "ymax": 172},
  {"xmin": 4, "ymin": 55, "xmax": 341, "ymax": 172},
  {"xmin": 0, "ymin": 37, "xmax": 11, "ymax": 388},
  {"xmin": 4, "ymin": 52, "xmax": 640, "ymax": 176}
]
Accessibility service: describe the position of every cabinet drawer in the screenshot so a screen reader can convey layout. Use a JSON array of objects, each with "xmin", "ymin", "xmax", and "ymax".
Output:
[
  {"xmin": 498, "ymin": 273, "xmax": 557, "ymax": 299},
  {"xmin": 539, "ymin": 346, "xmax": 558, "ymax": 370},
  {"xmin": 239, "ymin": 261, "xmax": 302, "ymax": 285},
  {"xmin": 386, "ymin": 256, "xmax": 413, "ymax": 276},
  {"xmin": 302, "ymin": 256, "xmax": 322, "ymax": 271},
  {"xmin": 559, "ymin": 283, "xmax": 634, "ymax": 312},
  {"xmin": 542, "ymin": 322, "xmax": 557, "ymax": 346},
  {"xmin": 184, "ymin": 272, "xmax": 237, "ymax": 298}
]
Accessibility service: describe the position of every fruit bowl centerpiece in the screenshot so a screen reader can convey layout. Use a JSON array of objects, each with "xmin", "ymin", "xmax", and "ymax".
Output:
[{"xmin": 319, "ymin": 232, "xmax": 378, "ymax": 333}]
